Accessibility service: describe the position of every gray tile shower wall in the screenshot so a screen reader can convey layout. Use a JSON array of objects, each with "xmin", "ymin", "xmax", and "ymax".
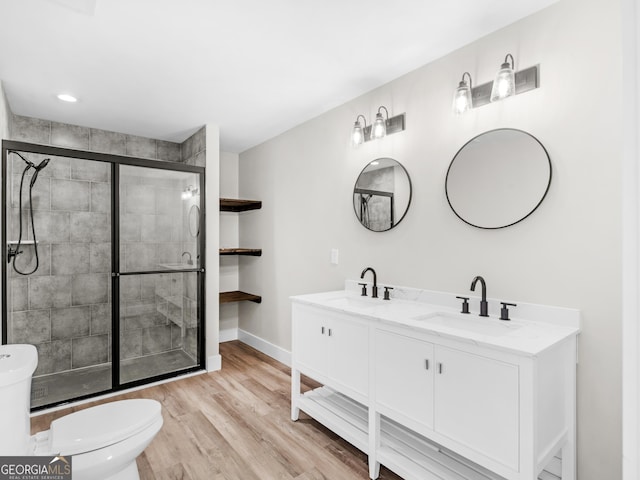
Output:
[
  {"xmin": 7, "ymin": 151, "xmax": 112, "ymax": 375},
  {"xmin": 181, "ymin": 126, "xmax": 206, "ymax": 167},
  {"xmin": 7, "ymin": 116, "xmax": 204, "ymax": 380},
  {"xmin": 10, "ymin": 115, "xmax": 182, "ymax": 162}
]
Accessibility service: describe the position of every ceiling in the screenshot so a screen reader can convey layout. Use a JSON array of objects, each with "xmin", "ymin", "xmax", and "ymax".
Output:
[{"xmin": 0, "ymin": 0, "xmax": 557, "ymax": 153}]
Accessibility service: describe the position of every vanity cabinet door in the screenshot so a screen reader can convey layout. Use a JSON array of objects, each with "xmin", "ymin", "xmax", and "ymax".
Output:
[
  {"xmin": 326, "ymin": 313, "xmax": 369, "ymax": 400},
  {"xmin": 434, "ymin": 345, "xmax": 519, "ymax": 471},
  {"xmin": 292, "ymin": 306, "xmax": 328, "ymax": 381},
  {"xmin": 374, "ymin": 330, "xmax": 434, "ymax": 430},
  {"xmin": 292, "ymin": 305, "xmax": 368, "ymax": 400}
]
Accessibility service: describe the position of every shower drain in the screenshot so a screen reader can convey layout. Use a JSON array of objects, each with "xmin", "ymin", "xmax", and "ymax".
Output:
[{"xmin": 31, "ymin": 385, "xmax": 48, "ymax": 401}]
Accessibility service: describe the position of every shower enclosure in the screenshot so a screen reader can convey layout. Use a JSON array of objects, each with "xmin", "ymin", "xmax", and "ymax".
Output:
[{"xmin": 1, "ymin": 141, "xmax": 205, "ymax": 409}]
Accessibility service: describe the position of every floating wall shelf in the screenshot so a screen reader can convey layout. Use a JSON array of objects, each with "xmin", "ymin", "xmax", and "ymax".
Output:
[
  {"xmin": 219, "ymin": 248, "xmax": 262, "ymax": 256},
  {"xmin": 220, "ymin": 198, "xmax": 262, "ymax": 212},
  {"xmin": 220, "ymin": 291, "xmax": 262, "ymax": 304}
]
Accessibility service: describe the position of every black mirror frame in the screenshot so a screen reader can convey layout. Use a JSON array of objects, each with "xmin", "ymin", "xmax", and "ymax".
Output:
[
  {"xmin": 353, "ymin": 158, "xmax": 413, "ymax": 232},
  {"xmin": 445, "ymin": 128, "xmax": 552, "ymax": 230}
]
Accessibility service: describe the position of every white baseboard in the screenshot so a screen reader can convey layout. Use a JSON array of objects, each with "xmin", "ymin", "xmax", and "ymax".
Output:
[
  {"xmin": 206, "ymin": 354, "xmax": 222, "ymax": 372},
  {"xmin": 219, "ymin": 327, "xmax": 239, "ymax": 343},
  {"xmin": 238, "ymin": 329, "xmax": 291, "ymax": 367}
]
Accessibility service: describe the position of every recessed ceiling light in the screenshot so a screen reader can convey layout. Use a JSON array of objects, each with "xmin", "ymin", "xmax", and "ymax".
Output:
[{"xmin": 57, "ymin": 94, "xmax": 78, "ymax": 103}]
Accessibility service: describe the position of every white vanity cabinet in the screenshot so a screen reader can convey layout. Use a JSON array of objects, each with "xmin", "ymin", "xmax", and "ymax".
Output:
[
  {"xmin": 375, "ymin": 329, "xmax": 519, "ymax": 473},
  {"xmin": 292, "ymin": 303, "xmax": 369, "ymax": 403},
  {"xmin": 374, "ymin": 330, "xmax": 434, "ymax": 431},
  {"xmin": 291, "ymin": 291, "xmax": 579, "ymax": 480}
]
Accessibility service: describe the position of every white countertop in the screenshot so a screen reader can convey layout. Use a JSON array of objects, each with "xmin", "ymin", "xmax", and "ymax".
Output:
[{"xmin": 291, "ymin": 289, "xmax": 580, "ymax": 357}]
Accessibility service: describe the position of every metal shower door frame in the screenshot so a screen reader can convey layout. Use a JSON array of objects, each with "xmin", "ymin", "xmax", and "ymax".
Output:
[{"xmin": 1, "ymin": 140, "xmax": 207, "ymax": 409}]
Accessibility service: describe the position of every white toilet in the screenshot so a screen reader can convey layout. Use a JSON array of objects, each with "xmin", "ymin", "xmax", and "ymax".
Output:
[{"xmin": 0, "ymin": 344, "xmax": 163, "ymax": 480}]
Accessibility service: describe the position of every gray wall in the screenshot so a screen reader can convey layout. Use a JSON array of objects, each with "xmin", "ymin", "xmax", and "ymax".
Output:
[
  {"xmin": 6, "ymin": 115, "xmax": 205, "ymax": 376},
  {"xmin": 237, "ymin": 0, "xmax": 622, "ymax": 478}
]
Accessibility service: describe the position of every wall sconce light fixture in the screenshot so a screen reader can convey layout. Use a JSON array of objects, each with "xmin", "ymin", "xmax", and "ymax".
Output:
[
  {"xmin": 181, "ymin": 185, "xmax": 199, "ymax": 200},
  {"xmin": 453, "ymin": 53, "xmax": 538, "ymax": 113},
  {"xmin": 453, "ymin": 72, "xmax": 473, "ymax": 115},
  {"xmin": 352, "ymin": 115, "xmax": 367, "ymax": 147},
  {"xmin": 490, "ymin": 54, "xmax": 516, "ymax": 102},
  {"xmin": 351, "ymin": 105, "xmax": 405, "ymax": 146},
  {"xmin": 371, "ymin": 106, "xmax": 389, "ymax": 140}
]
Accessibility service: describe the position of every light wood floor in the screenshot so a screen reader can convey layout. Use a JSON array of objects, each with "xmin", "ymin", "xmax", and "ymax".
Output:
[{"xmin": 31, "ymin": 341, "xmax": 402, "ymax": 480}]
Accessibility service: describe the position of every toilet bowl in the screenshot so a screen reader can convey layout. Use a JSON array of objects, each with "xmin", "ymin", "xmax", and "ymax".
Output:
[{"xmin": 0, "ymin": 344, "xmax": 163, "ymax": 480}]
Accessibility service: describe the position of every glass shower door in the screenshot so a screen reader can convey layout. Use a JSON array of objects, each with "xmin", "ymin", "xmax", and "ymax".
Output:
[
  {"xmin": 4, "ymin": 148, "xmax": 112, "ymax": 408},
  {"xmin": 117, "ymin": 164, "xmax": 202, "ymax": 385}
]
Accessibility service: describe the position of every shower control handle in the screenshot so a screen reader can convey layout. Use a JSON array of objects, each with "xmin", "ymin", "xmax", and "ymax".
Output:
[{"xmin": 7, "ymin": 246, "xmax": 22, "ymax": 263}]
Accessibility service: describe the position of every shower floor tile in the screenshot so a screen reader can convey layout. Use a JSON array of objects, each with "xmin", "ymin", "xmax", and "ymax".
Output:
[{"xmin": 31, "ymin": 349, "xmax": 197, "ymax": 409}]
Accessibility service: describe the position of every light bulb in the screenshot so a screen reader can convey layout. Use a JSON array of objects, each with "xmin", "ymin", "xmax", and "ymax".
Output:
[
  {"xmin": 352, "ymin": 121, "xmax": 364, "ymax": 147},
  {"xmin": 490, "ymin": 57, "xmax": 516, "ymax": 102},
  {"xmin": 371, "ymin": 113, "xmax": 386, "ymax": 140},
  {"xmin": 453, "ymin": 79, "xmax": 472, "ymax": 115}
]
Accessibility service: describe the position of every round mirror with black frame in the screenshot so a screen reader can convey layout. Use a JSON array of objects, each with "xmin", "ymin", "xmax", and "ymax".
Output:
[
  {"xmin": 445, "ymin": 128, "xmax": 552, "ymax": 229},
  {"xmin": 353, "ymin": 158, "xmax": 412, "ymax": 232}
]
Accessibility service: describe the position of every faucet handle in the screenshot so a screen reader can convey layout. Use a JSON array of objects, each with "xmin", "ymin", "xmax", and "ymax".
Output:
[
  {"xmin": 456, "ymin": 296, "xmax": 470, "ymax": 314},
  {"xmin": 358, "ymin": 283, "xmax": 368, "ymax": 296},
  {"xmin": 383, "ymin": 286, "xmax": 394, "ymax": 301},
  {"xmin": 500, "ymin": 302, "xmax": 517, "ymax": 321}
]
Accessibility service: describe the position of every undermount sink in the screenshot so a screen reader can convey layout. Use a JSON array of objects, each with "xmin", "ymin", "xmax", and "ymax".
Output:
[
  {"xmin": 412, "ymin": 312, "xmax": 522, "ymax": 337},
  {"xmin": 324, "ymin": 296, "xmax": 379, "ymax": 310}
]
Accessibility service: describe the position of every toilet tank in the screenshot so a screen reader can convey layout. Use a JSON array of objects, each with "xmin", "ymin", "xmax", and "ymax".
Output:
[{"xmin": 0, "ymin": 344, "xmax": 38, "ymax": 455}]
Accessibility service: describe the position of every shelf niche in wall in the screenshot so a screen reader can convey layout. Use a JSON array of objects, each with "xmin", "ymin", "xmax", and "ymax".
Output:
[{"xmin": 219, "ymin": 197, "xmax": 262, "ymax": 305}]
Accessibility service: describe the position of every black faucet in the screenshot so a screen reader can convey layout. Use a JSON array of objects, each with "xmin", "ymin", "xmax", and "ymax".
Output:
[
  {"xmin": 470, "ymin": 275, "xmax": 489, "ymax": 317},
  {"xmin": 360, "ymin": 267, "xmax": 378, "ymax": 298}
]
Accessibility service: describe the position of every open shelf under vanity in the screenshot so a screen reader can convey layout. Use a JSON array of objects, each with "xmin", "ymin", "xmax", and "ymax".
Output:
[{"xmin": 297, "ymin": 387, "xmax": 562, "ymax": 480}]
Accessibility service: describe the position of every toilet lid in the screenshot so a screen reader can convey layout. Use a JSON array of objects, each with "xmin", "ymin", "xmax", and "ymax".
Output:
[{"xmin": 50, "ymin": 399, "xmax": 161, "ymax": 455}]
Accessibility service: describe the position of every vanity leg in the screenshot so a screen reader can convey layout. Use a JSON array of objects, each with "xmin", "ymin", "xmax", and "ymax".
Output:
[
  {"xmin": 368, "ymin": 410, "xmax": 381, "ymax": 479},
  {"xmin": 291, "ymin": 367, "xmax": 300, "ymax": 421},
  {"xmin": 561, "ymin": 341, "xmax": 577, "ymax": 480}
]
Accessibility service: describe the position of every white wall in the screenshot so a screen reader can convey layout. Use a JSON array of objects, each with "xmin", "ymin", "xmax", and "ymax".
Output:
[
  {"xmin": 622, "ymin": 0, "xmax": 640, "ymax": 477},
  {"xmin": 205, "ymin": 124, "xmax": 221, "ymax": 370},
  {"xmin": 0, "ymin": 81, "xmax": 10, "ymax": 140},
  {"xmin": 238, "ymin": 0, "xmax": 623, "ymax": 478},
  {"xmin": 220, "ymin": 151, "xmax": 240, "ymax": 341}
]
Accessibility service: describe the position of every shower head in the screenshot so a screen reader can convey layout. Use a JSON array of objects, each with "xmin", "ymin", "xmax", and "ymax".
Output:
[
  {"xmin": 35, "ymin": 158, "xmax": 50, "ymax": 171},
  {"xmin": 29, "ymin": 159, "xmax": 49, "ymax": 188}
]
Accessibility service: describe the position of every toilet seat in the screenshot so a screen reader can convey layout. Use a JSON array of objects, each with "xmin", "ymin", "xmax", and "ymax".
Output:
[{"xmin": 49, "ymin": 399, "xmax": 161, "ymax": 456}]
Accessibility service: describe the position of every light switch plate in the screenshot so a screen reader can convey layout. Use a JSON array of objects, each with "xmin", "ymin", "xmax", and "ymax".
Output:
[{"xmin": 330, "ymin": 248, "xmax": 339, "ymax": 265}]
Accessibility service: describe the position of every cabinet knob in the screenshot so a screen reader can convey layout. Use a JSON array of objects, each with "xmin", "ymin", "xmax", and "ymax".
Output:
[
  {"xmin": 328, "ymin": 328, "xmax": 332, "ymax": 337},
  {"xmin": 425, "ymin": 359, "xmax": 429, "ymax": 370},
  {"xmin": 438, "ymin": 363, "xmax": 443, "ymax": 374},
  {"xmin": 321, "ymin": 326, "xmax": 325, "ymax": 335}
]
